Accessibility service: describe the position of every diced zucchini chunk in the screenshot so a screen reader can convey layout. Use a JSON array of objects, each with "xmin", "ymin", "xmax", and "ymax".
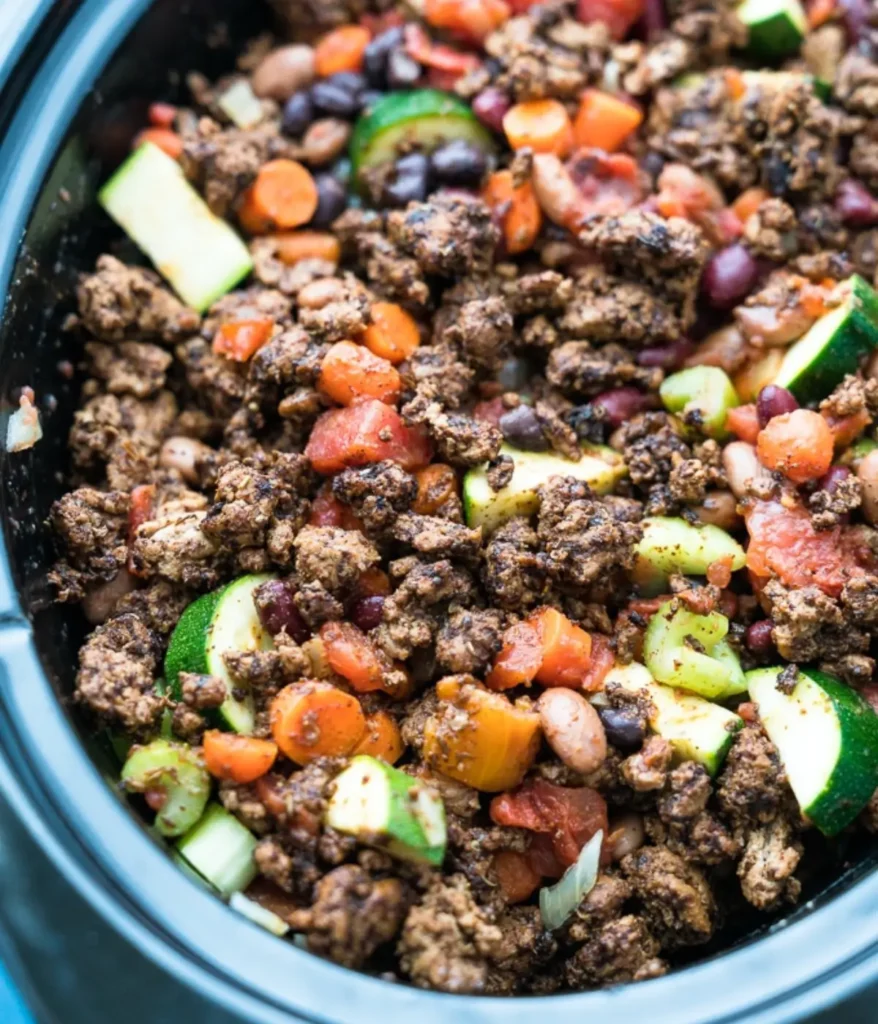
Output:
[
  {"xmin": 326, "ymin": 755, "xmax": 447, "ymax": 866},
  {"xmin": 121, "ymin": 739, "xmax": 211, "ymax": 838},
  {"xmin": 217, "ymin": 80, "xmax": 264, "ymax": 129},
  {"xmin": 660, "ymin": 366, "xmax": 739, "ymax": 439},
  {"xmin": 633, "ymin": 516, "xmax": 746, "ymax": 594},
  {"xmin": 463, "ymin": 442, "xmax": 626, "ymax": 534},
  {"xmin": 643, "ymin": 599, "xmax": 746, "ymax": 700},
  {"xmin": 773, "ymin": 276, "xmax": 878, "ymax": 404},
  {"xmin": 606, "ymin": 663, "xmax": 742, "ymax": 776},
  {"xmin": 747, "ymin": 667, "xmax": 878, "ymax": 835},
  {"xmin": 737, "ymin": 0, "xmax": 808, "ymax": 61},
  {"xmin": 229, "ymin": 892, "xmax": 290, "ymax": 936},
  {"xmin": 176, "ymin": 804, "xmax": 258, "ymax": 896},
  {"xmin": 98, "ymin": 142, "xmax": 253, "ymax": 311}
]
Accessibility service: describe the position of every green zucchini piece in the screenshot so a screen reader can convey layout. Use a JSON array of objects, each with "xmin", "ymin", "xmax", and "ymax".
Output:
[
  {"xmin": 747, "ymin": 666, "xmax": 878, "ymax": 835},
  {"xmin": 164, "ymin": 574, "xmax": 275, "ymax": 734},
  {"xmin": 842, "ymin": 436, "xmax": 878, "ymax": 468},
  {"xmin": 350, "ymin": 89, "xmax": 493, "ymax": 176},
  {"xmin": 217, "ymin": 80, "xmax": 264, "ymax": 129},
  {"xmin": 737, "ymin": 0, "xmax": 807, "ymax": 61},
  {"xmin": 606, "ymin": 663, "xmax": 742, "ymax": 776},
  {"xmin": 660, "ymin": 366, "xmax": 739, "ymax": 439},
  {"xmin": 98, "ymin": 141, "xmax": 253, "ymax": 312},
  {"xmin": 121, "ymin": 739, "xmax": 211, "ymax": 838},
  {"xmin": 633, "ymin": 516, "xmax": 746, "ymax": 595},
  {"xmin": 463, "ymin": 442, "xmax": 626, "ymax": 535},
  {"xmin": 326, "ymin": 755, "xmax": 447, "ymax": 866},
  {"xmin": 176, "ymin": 804, "xmax": 257, "ymax": 897},
  {"xmin": 229, "ymin": 892, "xmax": 290, "ymax": 936},
  {"xmin": 773, "ymin": 275, "xmax": 878, "ymax": 404},
  {"xmin": 643, "ymin": 599, "xmax": 746, "ymax": 700}
]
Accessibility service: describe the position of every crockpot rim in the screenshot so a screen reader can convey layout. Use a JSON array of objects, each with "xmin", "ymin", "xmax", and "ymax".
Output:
[{"xmin": 0, "ymin": 2, "xmax": 877, "ymax": 1022}]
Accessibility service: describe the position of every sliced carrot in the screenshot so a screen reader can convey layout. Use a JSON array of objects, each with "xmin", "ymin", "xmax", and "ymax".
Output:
[
  {"xmin": 726, "ymin": 403, "xmax": 761, "ymax": 444},
  {"xmin": 363, "ymin": 302, "xmax": 421, "ymax": 364},
  {"xmin": 314, "ymin": 25, "xmax": 371, "ymax": 77},
  {"xmin": 492, "ymin": 850, "xmax": 542, "ymax": 903},
  {"xmin": 503, "ymin": 99, "xmax": 573, "ymax": 157},
  {"xmin": 270, "ymin": 680, "xmax": 366, "ymax": 764},
  {"xmin": 203, "ymin": 731, "xmax": 278, "ymax": 784},
  {"xmin": 309, "ymin": 482, "xmax": 365, "ymax": 531},
  {"xmin": 414, "ymin": 464, "xmax": 459, "ymax": 515},
  {"xmin": 756, "ymin": 409, "xmax": 834, "ymax": 484},
  {"xmin": 148, "ymin": 102, "xmax": 177, "ymax": 128},
  {"xmin": 823, "ymin": 408, "xmax": 871, "ymax": 448},
  {"xmin": 800, "ymin": 283, "xmax": 831, "ymax": 319},
  {"xmin": 135, "ymin": 128, "xmax": 182, "ymax": 160},
  {"xmin": 481, "ymin": 170, "xmax": 542, "ymax": 254},
  {"xmin": 530, "ymin": 607, "xmax": 593, "ymax": 688},
  {"xmin": 573, "ymin": 89, "xmax": 642, "ymax": 153},
  {"xmin": 238, "ymin": 160, "xmax": 318, "ymax": 234},
  {"xmin": 723, "ymin": 67, "xmax": 747, "ymax": 101},
  {"xmin": 320, "ymin": 621, "xmax": 388, "ymax": 692},
  {"xmin": 272, "ymin": 231, "xmax": 341, "ymax": 266},
  {"xmin": 732, "ymin": 187, "xmax": 769, "ymax": 225},
  {"xmin": 213, "ymin": 318, "xmax": 275, "ymax": 362},
  {"xmin": 318, "ymin": 340, "xmax": 402, "ymax": 406},
  {"xmin": 353, "ymin": 710, "xmax": 405, "ymax": 764},
  {"xmin": 579, "ymin": 633, "xmax": 614, "ymax": 692},
  {"xmin": 424, "ymin": 0, "xmax": 510, "ymax": 41},
  {"xmin": 486, "ymin": 622, "xmax": 543, "ymax": 691},
  {"xmin": 807, "ymin": 0, "xmax": 836, "ymax": 27}
]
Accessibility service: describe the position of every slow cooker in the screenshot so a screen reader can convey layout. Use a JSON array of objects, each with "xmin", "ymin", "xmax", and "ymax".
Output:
[{"xmin": 1, "ymin": 1, "xmax": 877, "ymax": 1020}]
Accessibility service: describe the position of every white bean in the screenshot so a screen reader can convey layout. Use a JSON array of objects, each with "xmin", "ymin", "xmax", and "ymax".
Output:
[
  {"xmin": 82, "ymin": 569, "xmax": 136, "ymax": 625},
  {"xmin": 297, "ymin": 278, "xmax": 346, "ymax": 309},
  {"xmin": 251, "ymin": 45, "xmax": 315, "ymax": 102},
  {"xmin": 531, "ymin": 154, "xmax": 582, "ymax": 228},
  {"xmin": 609, "ymin": 813, "xmax": 645, "ymax": 861},
  {"xmin": 722, "ymin": 441, "xmax": 773, "ymax": 500},
  {"xmin": 159, "ymin": 436, "xmax": 213, "ymax": 485},
  {"xmin": 538, "ymin": 688, "xmax": 607, "ymax": 774},
  {"xmin": 857, "ymin": 449, "xmax": 878, "ymax": 525},
  {"xmin": 694, "ymin": 489, "xmax": 741, "ymax": 530}
]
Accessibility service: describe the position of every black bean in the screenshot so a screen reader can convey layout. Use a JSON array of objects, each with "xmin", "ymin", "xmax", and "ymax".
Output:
[
  {"xmin": 327, "ymin": 71, "xmax": 366, "ymax": 95},
  {"xmin": 311, "ymin": 174, "xmax": 348, "ymax": 227},
  {"xmin": 598, "ymin": 708, "xmax": 645, "ymax": 752},
  {"xmin": 363, "ymin": 27, "xmax": 404, "ymax": 86},
  {"xmin": 499, "ymin": 404, "xmax": 547, "ymax": 452},
  {"xmin": 387, "ymin": 48, "xmax": 422, "ymax": 89},
  {"xmin": 382, "ymin": 152, "xmax": 431, "ymax": 207},
  {"xmin": 281, "ymin": 91, "xmax": 314, "ymax": 136},
  {"xmin": 429, "ymin": 139, "xmax": 489, "ymax": 186},
  {"xmin": 311, "ymin": 80, "xmax": 362, "ymax": 118}
]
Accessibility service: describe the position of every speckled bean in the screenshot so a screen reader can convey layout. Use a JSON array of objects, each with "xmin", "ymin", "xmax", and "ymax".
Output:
[
  {"xmin": 857, "ymin": 449, "xmax": 878, "ymax": 525},
  {"xmin": 301, "ymin": 118, "xmax": 351, "ymax": 167},
  {"xmin": 537, "ymin": 688, "xmax": 607, "ymax": 774},
  {"xmin": 609, "ymin": 813, "xmax": 645, "ymax": 861},
  {"xmin": 82, "ymin": 569, "xmax": 136, "ymax": 625},
  {"xmin": 722, "ymin": 441, "xmax": 772, "ymax": 500},
  {"xmin": 159, "ymin": 435, "xmax": 213, "ymax": 484},
  {"xmin": 694, "ymin": 489, "xmax": 741, "ymax": 531},
  {"xmin": 251, "ymin": 45, "xmax": 315, "ymax": 102}
]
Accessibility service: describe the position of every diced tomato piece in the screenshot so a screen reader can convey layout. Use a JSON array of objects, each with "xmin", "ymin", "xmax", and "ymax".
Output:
[
  {"xmin": 530, "ymin": 607, "xmax": 593, "ymax": 688},
  {"xmin": 726, "ymin": 403, "xmax": 761, "ymax": 444},
  {"xmin": 492, "ymin": 850, "xmax": 542, "ymax": 902},
  {"xmin": 745, "ymin": 500, "xmax": 876, "ymax": 598},
  {"xmin": 305, "ymin": 400, "xmax": 433, "ymax": 474},
  {"xmin": 823, "ymin": 408, "xmax": 871, "ymax": 448},
  {"xmin": 490, "ymin": 778, "xmax": 608, "ymax": 870},
  {"xmin": 308, "ymin": 482, "xmax": 365, "ymax": 531},
  {"xmin": 213, "ymin": 318, "xmax": 274, "ymax": 362},
  {"xmin": 486, "ymin": 622, "xmax": 543, "ymax": 691},
  {"xmin": 526, "ymin": 832, "xmax": 565, "ymax": 879},
  {"xmin": 576, "ymin": 0, "xmax": 645, "ymax": 39},
  {"xmin": 579, "ymin": 633, "xmax": 615, "ymax": 692},
  {"xmin": 320, "ymin": 621, "xmax": 388, "ymax": 692},
  {"xmin": 567, "ymin": 150, "xmax": 644, "ymax": 217},
  {"xmin": 134, "ymin": 127, "xmax": 183, "ymax": 160},
  {"xmin": 473, "ymin": 396, "xmax": 507, "ymax": 427},
  {"xmin": 127, "ymin": 484, "xmax": 155, "ymax": 576},
  {"xmin": 148, "ymin": 102, "xmax": 177, "ymax": 128},
  {"xmin": 403, "ymin": 24, "xmax": 480, "ymax": 76}
]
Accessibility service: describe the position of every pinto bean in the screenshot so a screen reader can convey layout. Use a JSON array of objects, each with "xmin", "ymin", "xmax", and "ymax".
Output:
[
  {"xmin": 82, "ymin": 569, "xmax": 137, "ymax": 625},
  {"xmin": 722, "ymin": 441, "xmax": 773, "ymax": 500},
  {"xmin": 694, "ymin": 489, "xmax": 741, "ymax": 530},
  {"xmin": 252, "ymin": 45, "xmax": 316, "ymax": 102},
  {"xmin": 609, "ymin": 813, "xmax": 645, "ymax": 861},
  {"xmin": 296, "ymin": 277, "xmax": 347, "ymax": 309},
  {"xmin": 159, "ymin": 436, "xmax": 213, "ymax": 485},
  {"xmin": 537, "ymin": 688, "xmax": 607, "ymax": 774},
  {"xmin": 857, "ymin": 449, "xmax": 878, "ymax": 525}
]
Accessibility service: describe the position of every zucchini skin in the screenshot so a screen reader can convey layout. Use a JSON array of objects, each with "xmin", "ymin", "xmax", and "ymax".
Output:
[{"xmin": 163, "ymin": 588, "xmax": 224, "ymax": 702}]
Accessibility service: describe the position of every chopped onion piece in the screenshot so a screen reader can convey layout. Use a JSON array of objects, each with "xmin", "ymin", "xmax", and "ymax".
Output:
[
  {"xmin": 539, "ymin": 829, "xmax": 603, "ymax": 931},
  {"xmin": 229, "ymin": 892, "xmax": 290, "ymax": 937},
  {"xmin": 6, "ymin": 393, "xmax": 42, "ymax": 452},
  {"xmin": 218, "ymin": 80, "xmax": 264, "ymax": 129}
]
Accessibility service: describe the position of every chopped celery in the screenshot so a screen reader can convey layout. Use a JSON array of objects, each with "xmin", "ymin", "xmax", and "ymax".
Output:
[
  {"xmin": 643, "ymin": 599, "xmax": 746, "ymax": 700},
  {"xmin": 842, "ymin": 437, "xmax": 878, "ymax": 469},
  {"xmin": 633, "ymin": 516, "xmax": 745, "ymax": 595},
  {"xmin": 121, "ymin": 739, "xmax": 211, "ymax": 838},
  {"xmin": 660, "ymin": 366, "xmax": 739, "ymax": 439}
]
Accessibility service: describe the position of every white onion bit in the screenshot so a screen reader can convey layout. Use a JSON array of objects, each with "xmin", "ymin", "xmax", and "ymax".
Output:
[{"xmin": 6, "ymin": 392, "xmax": 42, "ymax": 453}]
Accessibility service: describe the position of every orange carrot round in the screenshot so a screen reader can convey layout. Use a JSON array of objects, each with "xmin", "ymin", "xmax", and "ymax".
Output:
[
  {"xmin": 270, "ymin": 680, "xmax": 366, "ymax": 764},
  {"xmin": 414, "ymin": 464, "xmax": 459, "ymax": 515},
  {"xmin": 315, "ymin": 25, "xmax": 371, "ymax": 77},
  {"xmin": 319, "ymin": 621, "xmax": 388, "ymax": 692},
  {"xmin": 353, "ymin": 710, "xmax": 405, "ymax": 764},
  {"xmin": 213, "ymin": 318, "xmax": 275, "ymax": 362},
  {"xmin": 573, "ymin": 89, "xmax": 642, "ymax": 153},
  {"xmin": 503, "ymin": 99, "xmax": 573, "ymax": 156},
  {"xmin": 363, "ymin": 302, "xmax": 421, "ymax": 364},
  {"xmin": 424, "ymin": 0, "xmax": 510, "ymax": 40},
  {"xmin": 530, "ymin": 607, "xmax": 593, "ymax": 688},
  {"xmin": 756, "ymin": 409, "xmax": 834, "ymax": 484},
  {"xmin": 272, "ymin": 231, "xmax": 341, "ymax": 266},
  {"xmin": 239, "ymin": 160, "xmax": 318, "ymax": 233},
  {"xmin": 203, "ymin": 731, "xmax": 278, "ymax": 784},
  {"xmin": 318, "ymin": 340, "xmax": 402, "ymax": 406},
  {"xmin": 136, "ymin": 128, "xmax": 182, "ymax": 160},
  {"xmin": 732, "ymin": 187, "xmax": 769, "ymax": 225},
  {"xmin": 482, "ymin": 170, "xmax": 542, "ymax": 254},
  {"xmin": 725, "ymin": 403, "xmax": 761, "ymax": 445}
]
